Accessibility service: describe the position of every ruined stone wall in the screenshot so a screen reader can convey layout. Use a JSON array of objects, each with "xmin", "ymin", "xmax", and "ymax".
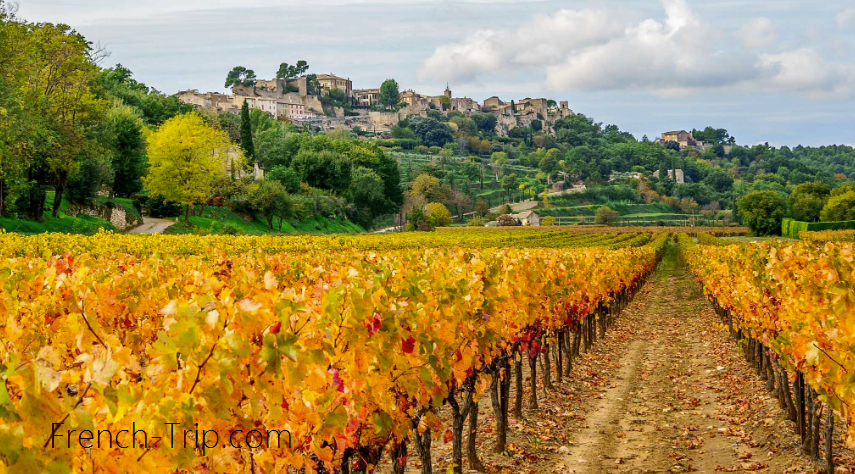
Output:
[{"xmin": 67, "ymin": 204, "xmax": 143, "ymax": 231}]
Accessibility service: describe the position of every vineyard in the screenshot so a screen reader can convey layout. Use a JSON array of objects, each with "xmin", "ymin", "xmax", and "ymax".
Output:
[
  {"xmin": 0, "ymin": 230, "xmax": 665, "ymax": 474},
  {"xmin": 681, "ymin": 234, "xmax": 855, "ymax": 473},
  {"xmin": 3, "ymin": 228, "xmax": 855, "ymax": 474}
]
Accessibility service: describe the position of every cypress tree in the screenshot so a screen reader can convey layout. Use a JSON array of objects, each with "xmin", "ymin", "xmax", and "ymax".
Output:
[{"xmin": 240, "ymin": 101, "xmax": 255, "ymax": 162}]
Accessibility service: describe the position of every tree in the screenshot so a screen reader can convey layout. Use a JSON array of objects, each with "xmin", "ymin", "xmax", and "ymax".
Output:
[
  {"xmin": 379, "ymin": 79, "xmax": 401, "ymax": 110},
  {"xmin": 438, "ymin": 96, "xmax": 451, "ymax": 111},
  {"xmin": 736, "ymin": 190, "xmax": 787, "ymax": 236},
  {"xmin": 290, "ymin": 149, "xmax": 352, "ymax": 194},
  {"xmin": 819, "ymin": 191, "xmax": 855, "ymax": 222},
  {"xmin": 546, "ymin": 99, "xmax": 557, "ymax": 108},
  {"xmin": 510, "ymin": 100, "xmax": 516, "ymax": 113},
  {"xmin": 103, "ymin": 102, "xmax": 146, "ymax": 197},
  {"xmin": 409, "ymin": 117, "xmax": 453, "ymax": 147},
  {"xmin": 391, "ymin": 125, "xmax": 415, "ymax": 140},
  {"xmin": 530, "ymin": 119, "xmax": 542, "ymax": 132},
  {"xmin": 664, "ymin": 141, "xmax": 680, "ymax": 152},
  {"xmin": 702, "ymin": 170, "xmax": 734, "ymax": 193},
  {"xmin": 349, "ymin": 166, "xmax": 386, "ymax": 226},
  {"xmin": 143, "ymin": 113, "xmax": 234, "ymax": 222},
  {"xmin": 224, "ymin": 66, "xmax": 257, "ymax": 88},
  {"xmin": 788, "ymin": 181, "xmax": 830, "ymax": 222},
  {"xmin": 539, "ymin": 149, "xmax": 560, "ymax": 174},
  {"xmin": 66, "ymin": 155, "xmax": 112, "ymax": 204},
  {"xmin": 240, "ymin": 101, "xmax": 255, "ymax": 163},
  {"xmin": 542, "ymin": 216, "xmax": 556, "ymax": 226},
  {"xmin": 410, "ymin": 173, "xmax": 451, "ymax": 203},
  {"xmin": 276, "ymin": 60, "xmax": 309, "ymax": 81},
  {"xmin": 474, "ymin": 199, "xmax": 489, "ymax": 216},
  {"xmin": 471, "ymin": 113, "xmax": 497, "ymax": 134},
  {"xmin": 595, "ymin": 206, "xmax": 620, "ymax": 225},
  {"xmin": 266, "ymin": 165, "xmax": 301, "ymax": 193},
  {"xmin": 249, "ymin": 180, "xmax": 289, "ymax": 230},
  {"xmin": 501, "ymin": 174, "xmax": 518, "ymax": 202},
  {"xmin": 425, "ymin": 202, "xmax": 452, "ymax": 228}
]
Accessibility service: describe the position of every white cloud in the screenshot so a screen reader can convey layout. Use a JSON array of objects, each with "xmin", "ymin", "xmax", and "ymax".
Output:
[
  {"xmin": 417, "ymin": 9, "xmax": 625, "ymax": 82},
  {"xmin": 740, "ymin": 17, "xmax": 776, "ymax": 49},
  {"xmin": 419, "ymin": 0, "xmax": 855, "ymax": 98},
  {"xmin": 758, "ymin": 49, "xmax": 854, "ymax": 96},
  {"xmin": 836, "ymin": 8, "xmax": 855, "ymax": 27}
]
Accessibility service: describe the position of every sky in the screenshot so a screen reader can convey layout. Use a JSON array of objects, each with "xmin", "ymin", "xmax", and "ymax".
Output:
[{"xmin": 15, "ymin": 0, "xmax": 855, "ymax": 147}]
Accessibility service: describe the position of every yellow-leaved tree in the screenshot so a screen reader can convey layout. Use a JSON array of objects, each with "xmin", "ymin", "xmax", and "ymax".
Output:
[{"xmin": 144, "ymin": 113, "xmax": 238, "ymax": 222}]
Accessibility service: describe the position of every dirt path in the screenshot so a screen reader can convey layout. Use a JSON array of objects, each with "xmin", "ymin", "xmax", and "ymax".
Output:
[
  {"xmin": 564, "ymin": 249, "xmax": 821, "ymax": 474},
  {"xmin": 126, "ymin": 217, "xmax": 175, "ymax": 234},
  {"xmin": 378, "ymin": 247, "xmax": 845, "ymax": 474}
]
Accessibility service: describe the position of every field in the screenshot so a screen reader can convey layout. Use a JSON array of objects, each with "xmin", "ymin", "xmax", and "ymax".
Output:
[{"xmin": 1, "ymin": 228, "xmax": 854, "ymax": 474}]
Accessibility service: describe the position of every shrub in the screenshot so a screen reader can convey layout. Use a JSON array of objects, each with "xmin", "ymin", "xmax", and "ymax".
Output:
[
  {"xmin": 594, "ymin": 206, "xmax": 620, "ymax": 226},
  {"xmin": 497, "ymin": 214, "xmax": 520, "ymax": 226},
  {"xmin": 147, "ymin": 195, "xmax": 183, "ymax": 218}
]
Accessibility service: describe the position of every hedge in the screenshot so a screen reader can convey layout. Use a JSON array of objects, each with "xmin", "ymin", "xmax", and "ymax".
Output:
[{"xmin": 782, "ymin": 217, "xmax": 855, "ymax": 238}]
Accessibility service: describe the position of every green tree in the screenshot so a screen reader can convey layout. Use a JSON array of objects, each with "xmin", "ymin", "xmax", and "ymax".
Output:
[
  {"xmin": 501, "ymin": 173, "xmax": 518, "ymax": 202},
  {"xmin": 143, "ymin": 113, "xmax": 234, "ymax": 222},
  {"xmin": 249, "ymin": 180, "xmax": 290, "ymax": 230},
  {"xmin": 379, "ymin": 79, "xmax": 401, "ymax": 110},
  {"xmin": 266, "ymin": 165, "xmax": 301, "ymax": 193},
  {"xmin": 276, "ymin": 60, "xmax": 309, "ymax": 81},
  {"xmin": 736, "ymin": 190, "xmax": 786, "ymax": 236},
  {"xmin": 788, "ymin": 181, "xmax": 830, "ymax": 222},
  {"xmin": 103, "ymin": 102, "xmax": 146, "ymax": 197},
  {"xmin": 239, "ymin": 101, "xmax": 255, "ymax": 162},
  {"xmin": 819, "ymin": 191, "xmax": 855, "ymax": 222},
  {"xmin": 471, "ymin": 113, "xmax": 497, "ymax": 134},
  {"xmin": 290, "ymin": 149, "xmax": 352, "ymax": 194},
  {"xmin": 702, "ymin": 170, "xmax": 734, "ymax": 193},
  {"xmin": 225, "ymin": 66, "xmax": 257, "ymax": 88},
  {"xmin": 349, "ymin": 166, "xmax": 386, "ymax": 226}
]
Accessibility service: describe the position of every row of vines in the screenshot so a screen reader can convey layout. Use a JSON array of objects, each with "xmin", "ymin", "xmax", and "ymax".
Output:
[
  {"xmin": 680, "ymin": 234, "xmax": 855, "ymax": 473},
  {"xmin": 0, "ymin": 231, "xmax": 667, "ymax": 473}
]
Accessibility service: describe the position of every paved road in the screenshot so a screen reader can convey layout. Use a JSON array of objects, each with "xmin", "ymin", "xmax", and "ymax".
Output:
[{"xmin": 126, "ymin": 217, "xmax": 175, "ymax": 234}]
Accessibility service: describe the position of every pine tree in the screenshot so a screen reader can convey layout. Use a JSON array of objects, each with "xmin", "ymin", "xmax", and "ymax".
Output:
[{"xmin": 240, "ymin": 101, "xmax": 255, "ymax": 163}]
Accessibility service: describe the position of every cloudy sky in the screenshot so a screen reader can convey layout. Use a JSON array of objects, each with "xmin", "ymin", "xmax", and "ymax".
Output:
[{"xmin": 16, "ymin": 0, "xmax": 855, "ymax": 146}]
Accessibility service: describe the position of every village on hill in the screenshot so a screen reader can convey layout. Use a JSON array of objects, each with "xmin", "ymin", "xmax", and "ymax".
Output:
[{"xmin": 174, "ymin": 64, "xmax": 576, "ymax": 137}]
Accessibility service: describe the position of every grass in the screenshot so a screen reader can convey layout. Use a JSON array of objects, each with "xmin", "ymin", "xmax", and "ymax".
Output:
[
  {"xmin": 0, "ymin": 211, "xmax": 117, "ymax": 235},
  {"xmin": 162, "ymin": 206, "xmax": 365, "ymax": 235}
]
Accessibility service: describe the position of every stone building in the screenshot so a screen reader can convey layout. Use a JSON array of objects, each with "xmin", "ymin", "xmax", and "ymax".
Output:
[
  {"xmin": 317, "ymin": 73, "xmax": 353, "ymax": 97},
  {"xmin": 513, "ymin": 210, "xmax": 542, "ymax": 226},
  {"xmin": 174, "ymin": 90, "xmax": 237, "ymax": 114},
  {"xmin": 656, "ymin": 131, "xmax": 698, "ymax": 150},
  {"xmin": 653, "ymin": 169, "xmax": 685, "ymax": 184},
  {"xmin": 355, "ymin": 88, "xmax": 380, "ymax": 107}
]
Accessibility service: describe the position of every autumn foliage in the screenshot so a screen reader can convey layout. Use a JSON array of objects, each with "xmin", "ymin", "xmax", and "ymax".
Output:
[{"xmin": 0, "ymin": 230, "xmax": 665, "ymax": 473}]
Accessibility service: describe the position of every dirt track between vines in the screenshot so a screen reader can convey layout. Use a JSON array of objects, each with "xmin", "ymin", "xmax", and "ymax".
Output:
[{"xmin": 378, "ymin": 249, "xmax": 854, "ymax": 474}]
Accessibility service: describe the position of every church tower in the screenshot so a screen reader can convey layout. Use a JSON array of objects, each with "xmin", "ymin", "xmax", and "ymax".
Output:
[{"xmin": 444, "ymin": 83, "xmax": 452, "ymax": 99}]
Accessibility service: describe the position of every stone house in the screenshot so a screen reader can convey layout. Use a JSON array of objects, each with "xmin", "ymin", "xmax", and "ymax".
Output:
[
  {"xmin": 657, "ymin": 131, "xmax": 698, "ymax": 150},
  {"xmin": 317, "ymin": 73, "xmax": 353, "ymax": 98},
  {"xmin": 513, "ymin": 210, "xmax": 542, "ymax": 226},
  {"xmin": 355, "ymin": 88, "xmax": 380, "ymax": 107}
]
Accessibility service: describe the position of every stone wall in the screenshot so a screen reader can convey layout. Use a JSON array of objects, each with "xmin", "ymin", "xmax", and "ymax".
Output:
[{"xmin": 67, "ymin": 203, "xmax": 143, "ymax": 231}]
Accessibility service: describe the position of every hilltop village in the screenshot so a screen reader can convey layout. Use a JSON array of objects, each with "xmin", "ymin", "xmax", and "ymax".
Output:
[{"xmin": 175, "ymin": 72, "xmax": 576, "ymax": 136}]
